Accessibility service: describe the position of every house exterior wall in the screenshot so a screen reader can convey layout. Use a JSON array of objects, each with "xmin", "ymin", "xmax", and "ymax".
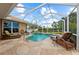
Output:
[
  {"xmin": 5, "ymin": 16, "xmax": 27, "ymax": 34},
  {"xmin": 2, "ymin": 19, "xmax": 27, "ymax": 34},
  {"xmin": 19, "ymin": 22, "xmax": 27, "ymax": 33}
]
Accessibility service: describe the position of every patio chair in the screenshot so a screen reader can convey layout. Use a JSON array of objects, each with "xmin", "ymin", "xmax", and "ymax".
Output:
[
  {"xmin": 2, "ymin": 31, "xmax": 21, "ymax": 39},
  {"xmin": 55, "ymin": 32, "xmax": 74, "ymax": 50}
]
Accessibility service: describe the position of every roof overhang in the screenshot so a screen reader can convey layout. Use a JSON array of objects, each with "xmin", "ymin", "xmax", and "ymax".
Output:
[
  {"xmin": 5, "ymin": 15, "xmax": 27, "ymax": 24},
  {"xmin": 0, "ymin": 3, "xmax": 17, "ymax": 19}
]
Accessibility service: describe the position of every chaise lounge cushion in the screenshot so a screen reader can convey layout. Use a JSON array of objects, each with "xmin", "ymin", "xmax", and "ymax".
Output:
[
  {"xmin": 2, "ymin": 31, "xmax": 21, "ymax": 39},
  {"xmin": 55, "ymin": 38, "xmax": 74, "ymax": 50},
  {"xmin": 55, "ymin": 32, "xmax": 74, "ymax": 50}
]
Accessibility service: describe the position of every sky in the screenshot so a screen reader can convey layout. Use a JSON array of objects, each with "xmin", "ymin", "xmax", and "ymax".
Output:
[{"xmin": 10, "ymin": 3, "xmax": 76, "ymax": 28}]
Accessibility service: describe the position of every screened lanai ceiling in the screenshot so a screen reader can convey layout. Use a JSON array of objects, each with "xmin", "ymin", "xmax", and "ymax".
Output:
[{"xmin": 9, "ymin": 3, "xmax": 77, "ymax": 28}]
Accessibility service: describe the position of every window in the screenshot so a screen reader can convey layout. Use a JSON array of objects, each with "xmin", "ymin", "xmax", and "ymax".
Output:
[
  {"xmin": 4, "ymin": 20, "xmax": 19, "ymax": 33},
  {"xmin": 4, "ymin": 21, "xmax": 11, "ymax": 33},
  {"xmin": 13, "ymin": 22, "xmax": 19, "ymax": 33}
]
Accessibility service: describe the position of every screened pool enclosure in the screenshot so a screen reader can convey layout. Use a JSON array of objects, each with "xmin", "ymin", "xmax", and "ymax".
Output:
[{"xmin": 6, "ymin": 3, "xmax": 79, "ymax": 50}]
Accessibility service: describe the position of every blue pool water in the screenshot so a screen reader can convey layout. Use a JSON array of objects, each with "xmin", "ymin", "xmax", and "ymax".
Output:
[{"xmin": 26, "ymin": 33, "xmax": 50, "ymax": 41}]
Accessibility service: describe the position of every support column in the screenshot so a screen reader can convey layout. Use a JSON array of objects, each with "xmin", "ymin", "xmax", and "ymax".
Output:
[
  {"xmin": 62, "ymin": 21, "xmax": 64, "ymax": 32},
  {"xmin": 76, "ymin": 5, "xmax": 79, "ymax": 51},
  {"xmin": 67, "ymin": 16, "xmax": 69, "ymax": 32},
  {"xmin": 63, "ymin": 20, "xmax": 65, "ymax": 33}
]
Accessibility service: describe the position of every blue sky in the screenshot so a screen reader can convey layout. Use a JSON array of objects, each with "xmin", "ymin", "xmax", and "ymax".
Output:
[{"xmin": 10, "ymin": 3, "xmax": 75, "ymax": 28}]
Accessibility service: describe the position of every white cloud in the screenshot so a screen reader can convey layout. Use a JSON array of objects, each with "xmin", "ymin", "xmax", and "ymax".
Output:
[
  {"xmin": 46, "ymin": 8, "xmax": 57, "ymax": 14},
  {"xmin": 47, "ymin": 18, "xmax": 59, "ymax": 28},
  {"xmin": 24, "ymin": 18, "xmax": 34, "ymax": 23},
  {"xmin": 48, "ymin": 18, "xmax": 59, "ymax": 23},
  {"xmin": 40, "ymin": 18, "xmax": 59, "ymax": 28},
  {"xmin": 50, "ymin": 9, "xmax": 57, "ymax": 13},
  {"xmin": 41, "ymin": 7, "xmax": 57, "ymax": 19},
  {"xmin": 67, "ymin": 7, "xmax": 73, "ymax": 15},
  {"xmin": 74, "ymin": 8, "xmax": 77, "ymax": 12},
  {"xmin": 20, "ymin": 14, "xmax": 25, "ymax": 17},
  {"xmin": 16, "ymin": 14, "xmax": 25, "ymax": 18},
  {"xmin": 16, "ymin": 8, "xmax": 25, "ymax": 13},
  {"xmin": 41, "ymin": 18, "xmax": 58, "ymax": 24},
  {"xmin": 32, "ymin": 20, "xmax": 37, "ymax": 24},
  {"xmin": 16, "ymin": 4, "xmax": 25, "ymax": 13},
  {"xmin": 41, "ymin": 7, "xmax": 57, "ymax": 15},
  {"xmin": 41, "ymin": 20, "xmax": 46, "ymax": 24},
  {"xmin": 47, "ymin": 19, "xmax": 53, "ymax": 23},
  {"xmin": 17, "ymin": 3, "xmax": 24, "ymax": 7},
  {"xmin": 53, "ymin": 19, "xmax": 59, "ymax": 22},
  {"xmin": 67, "ymin": 7, "xmax": 76, "ymax": 15},
  {"xmin": 41, "ymin": 7, "xmax": 47, "ymax": 15},
  {"xmin": 23, "ymin": 7, "xmax": 58, "ymax": 28},
  {"xmin": 44, "ymin": 14, "xmax": 51, "ymax": 18},
  {"xmin": 41, "ymin": 23, "xmax": 52, "ymax": 28}
]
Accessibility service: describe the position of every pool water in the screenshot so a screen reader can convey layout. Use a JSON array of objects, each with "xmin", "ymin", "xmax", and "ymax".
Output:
[{"xmin": 26, "ymin": 33, "xmax": 50, "ymax": 41}]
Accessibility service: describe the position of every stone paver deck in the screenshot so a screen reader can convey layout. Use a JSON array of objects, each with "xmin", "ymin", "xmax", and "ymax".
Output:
[{"xmin": 0, "ymin": 36, "xmax": 79, "ymax": 55}]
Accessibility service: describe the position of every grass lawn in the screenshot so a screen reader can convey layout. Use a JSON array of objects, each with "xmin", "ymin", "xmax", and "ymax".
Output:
[
  {"xmin": 35, "ymin": 31, "xmax": 64, "ymax": 34},
  {"xmin": 47, "ymin": 32, "xmax": 64, "ymax": 34}
]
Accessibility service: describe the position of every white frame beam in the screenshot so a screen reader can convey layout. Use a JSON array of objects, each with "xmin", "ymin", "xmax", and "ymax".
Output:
[
  {"xmin": 67, "ymin": 16, "xmax": 69, "ymax": 32},
  {"xmin": 64, "ymin": 20, "xmax": 65, "ymax": 33},
  {"xmin": 62, "ymin": 20, "xmax": 65, "ymax": 33},
  {"xmin": 49, "ymin": 3, "xmax": 79, "ymax": 6},
  {"xmin": 62, "ymin": 21, "xmax": 64, "ymax": 32},
  {"xmin": 31, "ymin": 3, "xmax": 47, "ymax": 11},
  {"xmin": 23, "ymin": 3, "xmax": 47, "ymax": 20},
  {"xmin": 76, "ymin": 5, "xmax": 79, "ymax": 51},
  {"xmin": 68, "ymin": 6, "xmax": 77, "ymax": 16}
]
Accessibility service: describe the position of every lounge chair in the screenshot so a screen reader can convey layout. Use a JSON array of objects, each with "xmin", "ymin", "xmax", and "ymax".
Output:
[
  {"xmin": 55, "ymin": 32, "xmax": 74, "ymax": 50},
  {"xmin": 2, "ymin": 31, "xmax": 21, "ymax": 39}
]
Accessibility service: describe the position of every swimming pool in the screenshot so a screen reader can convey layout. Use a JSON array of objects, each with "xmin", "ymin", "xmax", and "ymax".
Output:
[{"xmin": 26, "ymin": 33, "xmax": 50, "ymax": 41}]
